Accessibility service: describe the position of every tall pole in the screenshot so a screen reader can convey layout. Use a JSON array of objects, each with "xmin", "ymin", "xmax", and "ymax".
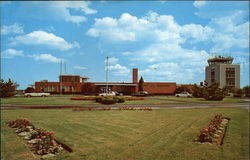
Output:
[
  {"xmin": 60, "ymin": 60, "xmax": 62, "ymax": 96},
  {"xmin": 106, "ymin": 56, "xmax": 109, "ymax": 93}
]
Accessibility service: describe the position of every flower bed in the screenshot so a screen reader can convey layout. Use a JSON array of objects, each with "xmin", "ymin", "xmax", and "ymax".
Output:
[
  {"xmin": 6, "ymin": 118, "xmax": 72, "ymax": 158},
  {"xmin": 194, "ymin": 114, "xmax": 230, "ymax": 145},
  {"xmin": 70, "ymin": 97, "xmax": 95, "ymax": 100}
]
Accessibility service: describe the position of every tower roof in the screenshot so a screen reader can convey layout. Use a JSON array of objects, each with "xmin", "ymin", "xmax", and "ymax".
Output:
[{"xmin": 208, "ymin": 56, "xmax": 233, "ymax": 65}]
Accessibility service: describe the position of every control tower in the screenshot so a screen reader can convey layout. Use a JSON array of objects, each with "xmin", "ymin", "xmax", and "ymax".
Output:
[{"xmin": 205, "ymin": 56, "xmax": 240, "ymax": 92}]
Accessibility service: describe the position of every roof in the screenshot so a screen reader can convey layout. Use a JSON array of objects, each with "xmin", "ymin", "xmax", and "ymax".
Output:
[{"xmin": 94, "ymin": 83, "xmax": 136, "ymax": 86}]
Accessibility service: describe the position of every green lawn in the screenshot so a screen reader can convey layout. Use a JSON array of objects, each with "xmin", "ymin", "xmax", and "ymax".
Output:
[
  {"xmin": 1, "ymin": 96, "xmax": 246, "ymax": 106},
  {"xmin": 1, "ymin": 107, "xmax": 249, "ymax": 160}
]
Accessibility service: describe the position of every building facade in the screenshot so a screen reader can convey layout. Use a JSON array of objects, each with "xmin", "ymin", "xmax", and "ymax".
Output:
[
  {"xmin": 205, "ymin": 56, "xmax": 240, "ymax": 92},
  {"xmin": 34, "ymin": 68, "xmax": 178, "ymax": 95}
]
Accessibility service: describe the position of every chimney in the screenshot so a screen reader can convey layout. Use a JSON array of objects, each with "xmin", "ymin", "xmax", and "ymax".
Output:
[{"xmin": 132, "ymin": 68, "xmax": 138, "ymax": 84}]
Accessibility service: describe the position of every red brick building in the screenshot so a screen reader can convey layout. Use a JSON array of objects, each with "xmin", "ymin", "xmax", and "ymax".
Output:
[{"xmin": 34, "ymin": 68, "xmax": 188, "ymax": 95}]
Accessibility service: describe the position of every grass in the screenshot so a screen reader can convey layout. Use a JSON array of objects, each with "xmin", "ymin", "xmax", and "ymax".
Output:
[
  {"xmin": 1, "ymin": 96, "xmax": 246, "ymax": 106},
  {"xmin": 1, "ymin": 107, "xmax": 249, "ymax": 160}
]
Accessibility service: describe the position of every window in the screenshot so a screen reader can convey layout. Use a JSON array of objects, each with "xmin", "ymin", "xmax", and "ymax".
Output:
[
  {"xmin": 226, "ymin": 68, "xmax": 235, "ymax": 87},
  {"xmin": 211, "ymin": 68, "xmax": 215, "ymax": 83}
]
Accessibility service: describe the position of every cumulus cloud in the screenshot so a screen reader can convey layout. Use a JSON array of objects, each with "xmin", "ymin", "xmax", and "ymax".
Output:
[
  {"xmin": 87, "ymin": 11, "xmax": 216, "ymax": 45},
  {"xmin": 28, "ymin": 54, "xmax": 62, "ymax": 63},
  {"xmin": 87, "ymin": 10, "xmax": 249, "ymax": 84},
  {"xmin": 208, "ymin": 11, "xmax": 249, "ymax": 52},
  {"xmin": 193, "ymin": 1, "xmax": 207, "ymax": 8},
  {"xmin": 104, "ymin": 57, "xmax": 129, "ymax": 76},
  {"xmin": 109, "ymin": 64, "xmax": 130, "ymax": 76},
  {"xmin": 74, "ymin": 65, "xmax": 87, "ymax": 70},
  {"xmin": 10, "ymin": 30, "xmax": 80, "ymax": 51},
  {"xmin": 18, "ymin": 1, "xmax": 97, "ymax": 24},
  {"xmin": 1, "ymin": 49, "xmax": 24, "ymax": 58},
  {"xmin": 1, "ymin": 23, "xmax": 24, "ymax": 35}
]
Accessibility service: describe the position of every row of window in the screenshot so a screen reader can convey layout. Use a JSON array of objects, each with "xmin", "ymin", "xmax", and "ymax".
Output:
[{"xmin": 41, "ymin": 85, "xmax": 75, "ymax": 92}]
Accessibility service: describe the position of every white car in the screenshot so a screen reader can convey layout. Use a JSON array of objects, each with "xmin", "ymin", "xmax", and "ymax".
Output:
[
  {"xmin": 25, "ymin": 93, "xmax": 50, "ymax": 97},
  {"xmin": 98, "ymin": 91, "xmax": 116, "ymax": 96},
  {"xmin": 175, "ymin": 92, "xmax": 192, "ymax": 98}
]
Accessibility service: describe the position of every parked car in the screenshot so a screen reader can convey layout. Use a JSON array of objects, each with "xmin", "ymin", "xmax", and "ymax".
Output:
[
  {"xmin": 98, "ymin": 91, "xmax": 116, "ymax": 96},
  {"xmin": 25, "ymin": 93, "xmax": 50, "ymax": 97},
  {"xmin": 175, "ymin": 92, "xmax": 192, "ymax": 98},
  {"xmin": 133, "ymin": 91, "xmax": 149, "ymax": 97},
  {"xmin": 114, "ymin": 91, "xmax": 123, "ymax": 96}
]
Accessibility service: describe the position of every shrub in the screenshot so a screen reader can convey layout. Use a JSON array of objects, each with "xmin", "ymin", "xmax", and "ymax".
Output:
[
  {"xmin": 100, "ymin": 97, "xmax": 118, "ymax": 105},
  {"xmin": 243, "ymin": 86, "xmax": 250, "ymax": 97},
  {"xmin": 233, "ymin": 88, "xmax": 243, "ymax": 98},
  {"xmin": 203, "ymin": 83, "xmax": 226, "ymax": 101},
  {"xmin": 95, "ymin": 96, "xmax": 104, "ymax": 102},
  {"xmin": 114, "ymin": 96, "xmax": 125, "ymax": 103}
]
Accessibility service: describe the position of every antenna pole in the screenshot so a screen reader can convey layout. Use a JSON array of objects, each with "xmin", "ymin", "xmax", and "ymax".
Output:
[{"xmin": 64, "ymin": 62, "xmax": 67, "ymax": 74}]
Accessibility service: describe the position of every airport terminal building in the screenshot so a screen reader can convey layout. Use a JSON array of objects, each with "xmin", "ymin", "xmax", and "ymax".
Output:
[{"xmin": 35, "ymin": 68, "xmax": 177, "ymax": 95}]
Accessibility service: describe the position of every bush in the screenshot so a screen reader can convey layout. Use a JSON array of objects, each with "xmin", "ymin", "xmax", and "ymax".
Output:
[
  {"xmin": 95, "ymin": 96, "xmax": 104, "ymax": 102},
  {"xmin": 233, "ymin": 88, "xmax": 243, "ymax": 98},
  {"xmin": 95, "ymin": 96, "xmax": 126, "ymax": 105},
  {"xmin": 114, "ymin": 96, "xmax": 125, "ymax": 103},
  {"xmin": 203, "ymin": 83, "xmax": 226, "ymax": 101},
  {"xmin": 243, "ymin": 86, "xmax": 250, "ymax": 97},
  {"xmin": 100, "ymin": 97, "xmax": 118, "ymax": 105}
]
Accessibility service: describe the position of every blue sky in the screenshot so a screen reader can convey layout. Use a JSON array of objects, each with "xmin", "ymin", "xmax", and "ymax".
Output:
[{"xmin": 1, "ymin": 1, "xmax": 249, "ymax": 89}]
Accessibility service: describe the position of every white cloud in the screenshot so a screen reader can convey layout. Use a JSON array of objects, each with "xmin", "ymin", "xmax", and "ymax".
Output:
[
  {"xmin": 1, "ymin": 23, "xmax": 24, "ymax": 35},
  {"xmin": 87, "ymin": 12, "xmax": 182, "ymax": 43},
  {"xmin": 73, "ymin": 65, "xmax": 87, "ymax": 70},
  {"xmin": 28, "ymin": 54, "xmax": 62, "ymax": 63},
  {"xmin": 19, "ymin": 2, "xmax": 97, "ymax": 24},
  {"xmin": 1, "ymin": 49, "xmax": 24, "ymax": 58},
  {"xmin": 87, "ymin": 11, "xmax": 248, "ymax": 84},
  {"xmin": 193, "ymin": 1, "xmax": 207, "ymax": 8},
  {"xmin": 208, "ymin": 11, "xmax": 249, "ymax": 52},
  {"xmin": 10, "ymin": 30, "xmax": 80, "ymax": 51},
  {"xmin": 105, "ymin": 57, "xmax": 119, "ymax": 64},
  {"xmin": 109, "ymin": 64, "xmax": 130, "ymax": 76},
  {"xmin": 181, "ymin": 24, "xmax": 214, "ymax": 42},
  {"xmin": 104, "ymin": 57, "xmax": 129, "ymax": 76}
]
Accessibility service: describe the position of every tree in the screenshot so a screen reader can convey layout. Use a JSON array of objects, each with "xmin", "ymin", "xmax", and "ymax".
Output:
[
  {"xmin": 0, "ymin": 79, "xmax": 19, "ymax": 98},
  {"xmin": 138, "ymin": 76, "xmax": 144, "ymax": 92},
  {"xmin": 176, "ymin": 86, "xmax": 191, "ymax": 94},
  {"xmin": 243, "ymin": 86, "xmax": 250, "ymax": 97},
  {"xmin": 24, "ymin": 87, "xmax": 35, "ymax": 93},
  {"xmin": 203, "ymin": 83, "xmax": 226, "ymax": 101},
  {"xmin": 191, "ymin": 84, "xmax": 204, "ymax": 98}
]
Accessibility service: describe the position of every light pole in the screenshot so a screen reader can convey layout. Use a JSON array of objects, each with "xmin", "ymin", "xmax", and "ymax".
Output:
[
  {"xmin": 60, "ymin": 60, "xmax": 62, "ymax": 96},
  {"xmin": 105, "ymin": 56, "xmax": 109, "ymax": 93}
]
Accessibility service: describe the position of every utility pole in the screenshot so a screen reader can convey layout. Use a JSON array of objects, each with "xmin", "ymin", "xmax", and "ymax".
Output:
[{"xmin": 106, "ymin": 56, "xmax": 109, "ymax": 93}]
